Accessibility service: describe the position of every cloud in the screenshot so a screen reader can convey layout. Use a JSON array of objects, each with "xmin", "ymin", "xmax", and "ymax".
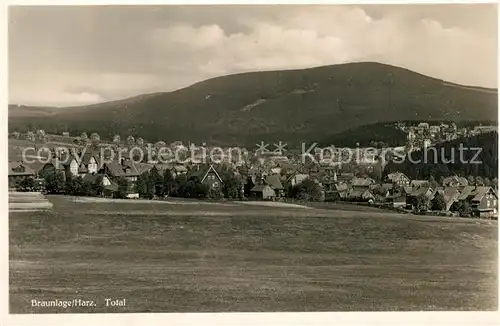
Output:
[{"xmin": 8, "ymin": 5, "xmax": 497, "ymax": 106}]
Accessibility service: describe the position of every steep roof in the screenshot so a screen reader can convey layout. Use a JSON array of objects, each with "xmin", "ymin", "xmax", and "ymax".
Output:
[
  {"xmin": 8, "ymin": 161, "xmax": 35, "ymax": 176},
  {"xmin": 410, "ymin": 185, "xmax": 433, "ymax": 198},
  {"xmin": 349, "ymin": 188, "xmax": 374, "ymax": 198},
  {"xmin": 81, "ymin": 152, "xmax": 96, "ymax": 165},
  {"xmin": 472, "ymin": 187, "xmax": 495, "ymax": 202},
  {"xmin": 135, "ymin": 163, "xmax": 155, "ymax": 175},
  {"xmin": 403, "ymin": 186, "xmax": 413, "ymax": 195},
  {"xmin": 457, "ymin": 177, "xmax": 469, "ymax": 186},
  {"xmin": 458, "ymin": 186, "xmax": 475, "ymax": 201},
  {"xmin": 411, "ymin": 180, "xmax": 428, "ymax": 187},
  {"xmin": 174, "ymin": 165, "xmax": 188, "ymax": 173},
  {"xmin": 83, "ymin": 173, "xmax": 105, "ymax": 184},
  {"xmin": 251, "ymin": 184, "xmax": 274, "ymax": 192},
  {"xmin": 381, "ymin": 183, "xmax": 394, "ymax": 192},
  {"xmin": 435, "ymin": 186, "xmax": 460, "ymax": 204},
  {"xmin": 104, "ymin": 162, "xmax": 125, "ymax": 177},
  {"xmin": 265, "ymin": 174, "xmax": 283, "ymax": 190},
  {"xmin": 352, "ymin": 177, "xmax": 374, "ymax": 187},
  {"xmin": 154, "ymin": 163, "xmax": 173, "ymax": 172},
  {"xmin": 26, "ymin": 161, "xmax": 47, "ymax": 174},
  {"xmin": 337, "ymin": 173, "xmax": 354, "ymax": 182},
  {"xmin": 386, "ymin": 171, "xmax": 409, "ymax": 182},
  {"xmin": 189, "ymin": 165, "xmax": 223, "ymax": 183},
  {"xmin": 442, "ymin": 175, "xmax": 469, "ymax": 187}
]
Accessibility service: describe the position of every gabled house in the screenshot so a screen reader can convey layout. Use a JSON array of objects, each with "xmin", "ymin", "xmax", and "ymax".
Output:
[
  {"xmin": 351, "ymin": 177, "xmax": 375, "ymax": 188},
  {"xmin": 433, "ymin": 186, "xmax": 461, "ymax": 211},
  {"xmin": 371, "ymin": 183, "xmax": 393, "ymax": 201},
  {"xmin": 347, "ymin": 188, "xmax": 375, "ymax": 202},
  {"xmin": 286, "ymin": 173, "xmax": 310, "ymax": 188},
  {"xmin": 386, "ymin": 172, "xmax": 411, "ymax": 186},
  {"xmin": 8, "ymin": 161, "xmax": 35, "ymax": 189},
  {"xmin": 387, "ymin": 193, "xmax": 407, "ymax": 208},
  {"xmin": 331, "ymin": 182, "xmax": 350, "ymax": 200},
  {"xmin": 189, "ymin": 165, "xmax": 224, "ymax": 191},
  {"xmin": 64, "ymin": 152, "xmax": 99, "ymax": 178},
  {"xmin": 135, "ymin": 163, "xmax": 156, "ymax": 175},
  {"xmin": 101, "ymin": 161, "xmax": 140, "ymax": 198},
  {"xmin": 386, "ymin": 184, "xmax": 409, "ymax": 208},
  {"xmin": 458, "ymin": 186, "xmax": 498, "ymax": 218},
  {"xmin": 471, "ymin": 187, "xmax": 498, "ymax": 218},
  {"xmin": 442, "ymin": 175, "xmax": 469, "ymax": 188},
  {"xmin": 250, "ymin": 184, "xmax": 275, "ymax": 200},
  {"xmin": 320, "ymin": 174, "xmax": 337, "ymax": 193},
  {"xmin": 406, "ymin": 185, "xmax": 435, "ymax": 210},
  {"xmin": 410, "ymin": 180, "xmax": 429, "ymax": 188},
  {"xmin": 265, "ymin": 174, "xmax": 284, "ymax": 197},
  {"xmin": 336, "ymin": 173, "xmax": 355, "ymax": 183},
  {"xmin": 172, "ymin": 165, "xmax": 188, "ymax": 178},
  {"xmin": 82, "ymin": 173, "xmax": 116, "ymax": 197}
]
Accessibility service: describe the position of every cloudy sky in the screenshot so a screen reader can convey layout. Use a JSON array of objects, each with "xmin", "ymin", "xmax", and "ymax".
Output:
[{"xmin": 9, "ymin": 4, "xmax": 498, "ymax": 106}]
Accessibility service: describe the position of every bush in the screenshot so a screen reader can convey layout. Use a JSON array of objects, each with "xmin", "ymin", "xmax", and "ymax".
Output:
[{"xmin": 289, "ymin": 179, "xmax": 323, "ymax": 201}]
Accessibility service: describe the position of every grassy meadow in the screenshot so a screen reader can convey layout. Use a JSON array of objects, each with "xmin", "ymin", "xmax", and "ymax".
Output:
[{"xmin": 9, "ymin": 195, "xmax": 498, "ymax": 313}]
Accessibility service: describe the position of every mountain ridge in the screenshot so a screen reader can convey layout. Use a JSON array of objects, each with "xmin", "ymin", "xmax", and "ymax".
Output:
[{"xmin": 9, "ymin": 62, "xmax": 498, "ymax": 146}]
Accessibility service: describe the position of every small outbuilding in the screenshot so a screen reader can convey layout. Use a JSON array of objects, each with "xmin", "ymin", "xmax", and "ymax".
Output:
[{"xmin": 250, "ymin": 184, "xmax": 276, "ymax": 200}]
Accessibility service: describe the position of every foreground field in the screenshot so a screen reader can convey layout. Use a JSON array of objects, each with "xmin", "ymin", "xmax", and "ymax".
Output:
[{"xmin": 10, "ymin": 195, "xmax": 498, "ymax": 313}]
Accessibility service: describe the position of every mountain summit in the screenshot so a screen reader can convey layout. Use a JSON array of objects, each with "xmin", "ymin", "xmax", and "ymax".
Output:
[{"xmin": 9, "ymin": 62, "xmax": 497, "ymax": 145}]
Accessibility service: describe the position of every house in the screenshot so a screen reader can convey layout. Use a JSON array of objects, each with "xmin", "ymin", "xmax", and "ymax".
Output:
[
  {"xmin": 336, "ymin": 172, "xmax": 355, "ymax": 183},
  {"xmin": 101, "ymin": 161, "xmax": 140, "ymax": 198},
  {"xmin": 135, "ymin": 163, "xmax": 155, "ymax": 175},
  {"xmin": 82, "ymin": 173, "xmax": 115, "ymax": 196},
  {"xmin": 270, "ymin": 167, "xmax": 281, "ymax": 175},
  {"xmin": 387, "ymin": 194, "xmax": 407, "ymax": 208},
  {"xmin": 287, "ymin": 173, "xmax": 309, "ymax": 188},
  {"xmin": 265, "ymin": 174, "xmax": 284, "ymax": 197},
  {"xmin": 442, "ymin": 175, "xmax": 469, "ymax": 188},
  {"xmin": 189, "ymin": 165, "xmax": 224, "ymax": 191},
  {"xmin": 385, "ymin": 184, "xmax": 408, "ymax": 208},
  {"xmin": 473, "ymin": 125, "xmax": 497, "ymax": 134},
  {"xmin": 35, "ymin": 159, "xmax": 66, "ymax": 180},
  {"xmin": 351, "ymin": 177, "xmax": 375, "ymax": 188},
  {"xmin": 458, "ymin": 186, "xmax": 498, "ymax": 218},
  {"xmin": 417, "ymin": 122, "xmax": 430, "ymax": 130},
  {"xmin": 410, "ymin": 180, "xmax": 429, "ymax": 188},
  {"xmin": 8, "ymin": 161, "xmax": 35, "ymax": 189},
  {"xmin": 406, "ymin": 186, "xmax": 435, "ymax": 210},
  {"xmin": 433, "ymin": 186, "xmax": 461, "ymax": 211},
  {"xmin": 429, "ymin": 125, "xmax": 440, "ymax": 135},
  {"xmin": 386, "ymin": 172, "xmax": 411, "ymax": 186},
  {"xmin": 250, "ymin": 184, "xmax": 275, "ymax": 200},
  {"xmin": 330, "ymin": 183, "xmax": 350, "ymax": 200},
  {"xmin": 471, "ymin": 187, "xmax": 498, "ymax": 218},
  {"xmin": 347, "ymin": 188, "xmax": 375, "ymax": 202},
  {"xmin": 371, "ymin": 183, "xmax": 393, "ymax": 201},
  {"xmin": 172, "ymin": 165, "xmax": 188, "ymax": 178},
  {"xmin": 64, "ymin": 152, "xmax": 99, "ymax": 177},
  {"xmin": 153, "ymin": 163, "xmax": 174, "ymax": 176},
  {"xmin": 320, "ymin": 174, "xmax": 337, "ymax": 193}
]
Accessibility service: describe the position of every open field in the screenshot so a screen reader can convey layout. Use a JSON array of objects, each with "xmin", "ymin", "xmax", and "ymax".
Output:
[
  {"xmin": 10, "ymin": 195, "xmax": 498, "ymax": 313},
  {"xmin": 9, "ymin": 192, "xmax": 53, "ymax": 212}
]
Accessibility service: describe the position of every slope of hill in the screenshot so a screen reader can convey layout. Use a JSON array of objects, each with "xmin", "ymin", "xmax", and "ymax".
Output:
[
  {"xmin": 384, "ymin": 132, "xmax": 498, "ymax": 180},
  {"xmin": 9, "ymin": 62, "xmax": 498, "ymax": 146}
]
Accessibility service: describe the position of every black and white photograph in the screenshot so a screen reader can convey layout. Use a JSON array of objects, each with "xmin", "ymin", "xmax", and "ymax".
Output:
[{"xmin": 4, "ymin": 2, "xmax": 499, "ymax": 320}]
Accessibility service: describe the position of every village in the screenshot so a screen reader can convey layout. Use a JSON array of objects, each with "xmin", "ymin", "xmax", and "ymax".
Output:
[
  {"xmin": 397, "ymin": 121, "xmax": 498, "ymax": 150},
  {"xmin": 8, "ymin": 128, "xmax": 499, "ymax": 220}
]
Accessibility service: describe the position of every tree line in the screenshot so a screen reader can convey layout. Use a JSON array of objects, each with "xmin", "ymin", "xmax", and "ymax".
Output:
[{"xmin": 384, "ymin": 132, "xmax": 498, "ymax": 180}]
